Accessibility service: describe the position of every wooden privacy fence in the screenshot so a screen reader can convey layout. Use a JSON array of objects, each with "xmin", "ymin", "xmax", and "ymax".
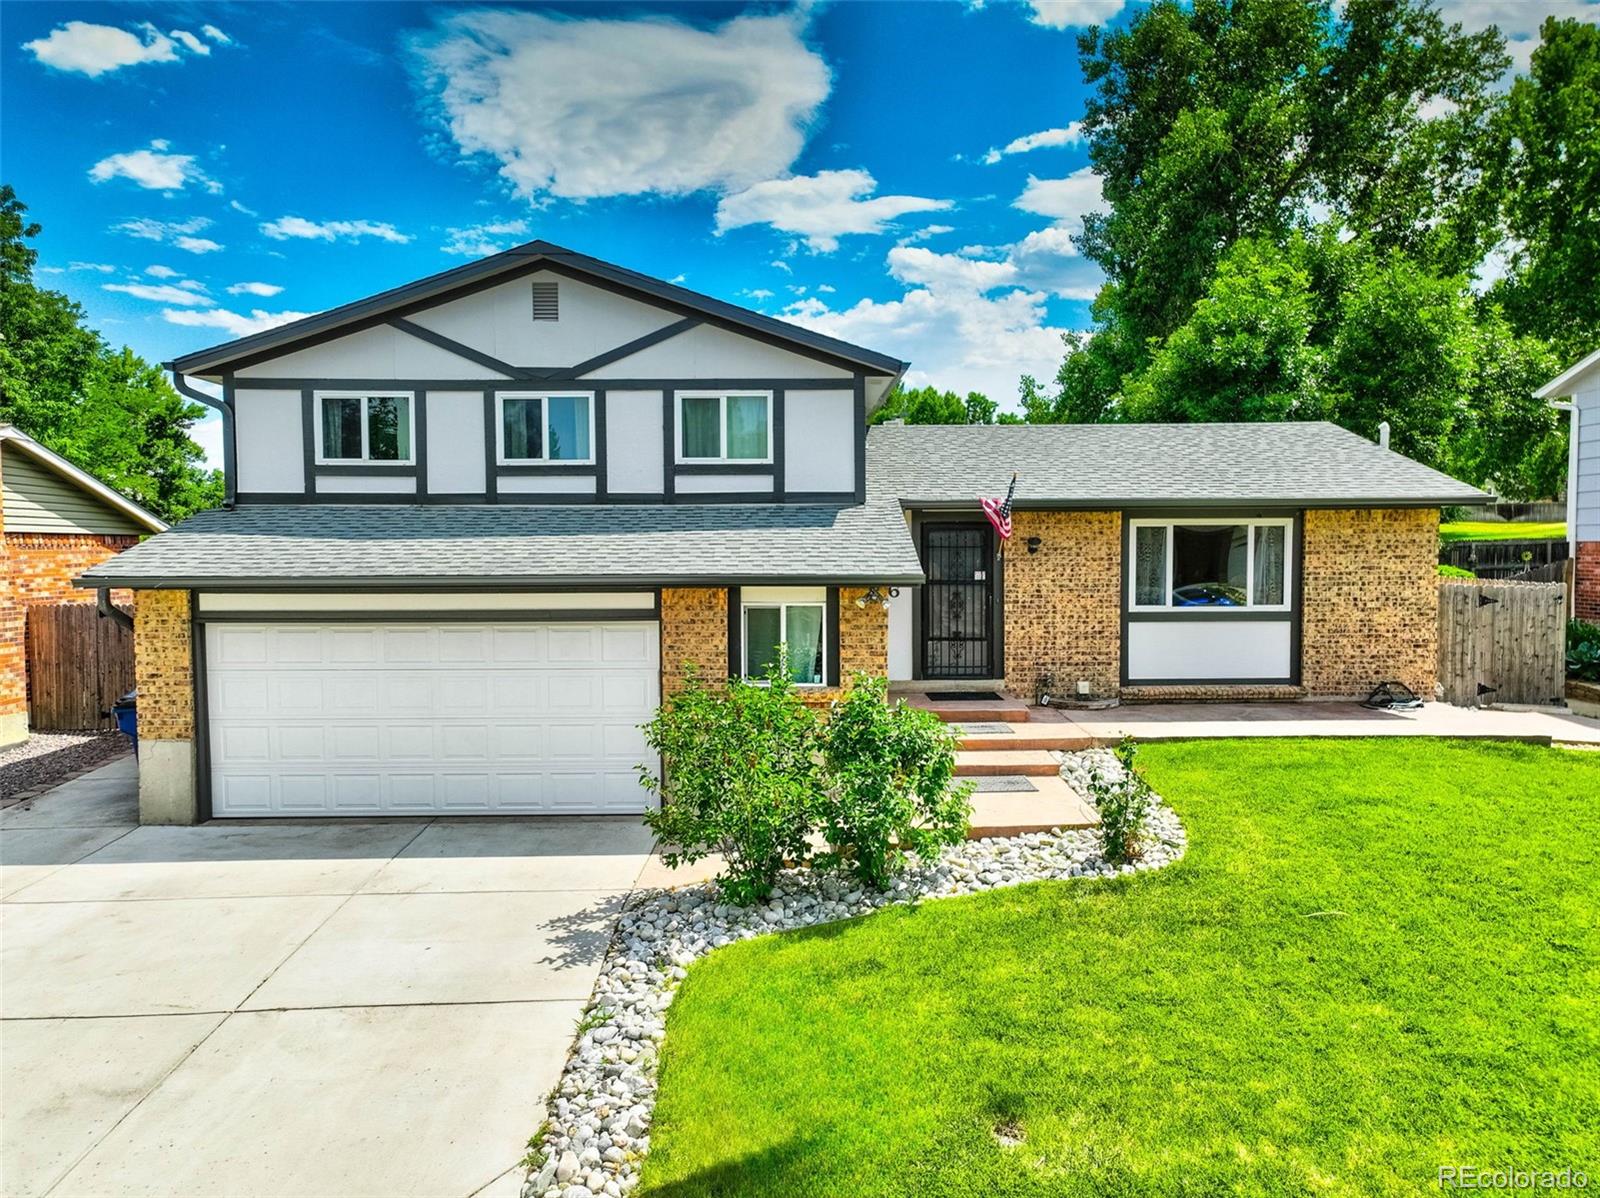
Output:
[
  {"xmin": 24, "ymin": 603, "xmax": 134, "ymax": 732},
  {"xmin": 1437, "ymin": 580, "xmax": 1566, "ymax": 708}
]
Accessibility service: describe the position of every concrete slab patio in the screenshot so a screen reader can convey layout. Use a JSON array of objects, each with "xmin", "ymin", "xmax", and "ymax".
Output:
[{"xmin": 0, "ymin": 759, "xmax": 656, "ymax": 1198}]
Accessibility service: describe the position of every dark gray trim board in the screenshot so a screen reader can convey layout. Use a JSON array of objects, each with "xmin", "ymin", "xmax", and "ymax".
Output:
[
  {"xmin": 826, "ymin": 585, "xmax": 841, "ymax": 687},
  {"xmin": 230, "ymin": 376, "xmax": 856, "ymax": 392},
  {"xmin": 230, "ymin": 489, "xmax": 854, "ymax": 505},
  {"xmin": 726, "ymin": 585, "xmax": 742, "ymax": 679},
  {"xmin": 389, "ymin": 317, "xmax": 525, "ymax": 379},
  {"xmin": 168, "ymin": 241, "xmax": 905, "ymax": 378},
  {"xmin": 567, "ymin": 318, "xmax": 700, "ymax": 377},
  {"xmin": 190, "ymin": 593, "xmax": 213, "ymax": 823},
  {"xmin": 853, "ymin": 375, "xmax": 867, "ymax": 504},
  {"xmin": 1126, "ymin": 611, "xmax": 1295, "ymax": 623}
]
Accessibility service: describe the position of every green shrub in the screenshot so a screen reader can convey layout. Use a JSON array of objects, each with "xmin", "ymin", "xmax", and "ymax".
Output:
[
  {"xmin": 1437, "ymin": 563, "xmax": 1475, "ymax": 579},
  {"xmin": 1089, "ymin": 736, "xmax": 1153, "ymax": 864},
  {"xmin": 816, "ymin": 675, "xmax": 972, "ymax": 889},
  {"xmin": 638, "ymin": 665, "xmax": 821, "ymax": 904},
  {"xmin": 1568, "ymin": 620, "xmax": 1600, "ymax": 682}
]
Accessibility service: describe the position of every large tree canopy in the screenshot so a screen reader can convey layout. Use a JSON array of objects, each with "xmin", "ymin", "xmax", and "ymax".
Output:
[
  {"xmin": 869, "ymin": 385, "xmax": 1011, "ymax": 425},
  {"xmin": 1023, "ymin": 0, "xmax": 1575, "ymax": 500},
  {"xmin": 0, "ymin": 186, "xmax": 221, "ymax": 522}
]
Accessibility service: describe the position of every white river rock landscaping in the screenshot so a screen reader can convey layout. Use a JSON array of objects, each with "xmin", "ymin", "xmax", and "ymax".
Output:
[{"xmin": 522, "ymin": 749, "xmax": 1186, "ymax": 1198}]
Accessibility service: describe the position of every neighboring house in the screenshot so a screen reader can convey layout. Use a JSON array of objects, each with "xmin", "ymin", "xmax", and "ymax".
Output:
[
  {"xmin": 1, "ymin": 425, "xmax": 168, "ymax": 747},
  {"xmin": 78, "ymin": 241, "xmax": 1482, "ymax": 825},
  {"xmin": 1536, "ymin": 347, "xmax": 1600, "ymax": 621}
]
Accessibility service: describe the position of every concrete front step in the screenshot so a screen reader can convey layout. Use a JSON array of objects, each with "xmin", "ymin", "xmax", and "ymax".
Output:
[
  {"xmin": 966, "ymin": 774, "xmax": 1098, "ymax": 838},
  {"xmin": 954, "ymin": 750, "xmax": 1061, "ymax": 776},
  {"xmin": 908, "ymin": 695, "xmax": 1032, "ymax": 724},
  {"xmin": 959, "ymin": 727, "xmax": 1100, "ymax": 752}
]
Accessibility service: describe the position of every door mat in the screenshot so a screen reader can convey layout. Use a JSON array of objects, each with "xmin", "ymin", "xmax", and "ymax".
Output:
[
  {"xmin": 936, "ymin": 691, "xmax": 1004, "ymax": 702},
  {"xmin": 955, "ymin": 722, "xmax": 1013, "ymax": 734},
  {"xmin": 970, "ymin": 775, "xmax": 1038, "ymax": 793}
]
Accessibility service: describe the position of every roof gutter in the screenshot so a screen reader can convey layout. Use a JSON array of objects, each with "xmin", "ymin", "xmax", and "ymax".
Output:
[{"xmin": 168, "ymin": 368, "xmax": 235, "ymax": 506}]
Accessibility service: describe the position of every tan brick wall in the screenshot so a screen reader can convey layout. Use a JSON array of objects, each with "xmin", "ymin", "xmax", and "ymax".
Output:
[
  {"xmin": 1301, "ymin": 508, "xmax": 1438, "ymax": 697},
  {"xmin": 133, "ymin": 589, "xmax": 194, "ymax": 740},
  {"xmin": 658, "ymin": 586, "xmax": 887, "ymax": 705},
  {"xmin": 1002, "ymin": 510, "xmax": 1122, "ymax": 700}
]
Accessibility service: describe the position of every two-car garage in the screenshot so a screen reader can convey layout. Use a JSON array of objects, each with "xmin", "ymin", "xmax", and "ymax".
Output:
[{"xmin": 197, "ymin": 593, "xmax": 660, "ymax": 818}]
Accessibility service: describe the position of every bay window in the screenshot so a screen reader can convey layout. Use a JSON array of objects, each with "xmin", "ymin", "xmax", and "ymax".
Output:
[
  {"xmin": 315, "ymin": 392, "xmax": 413, "ymax": 464},
  {"xmin": 497, "ymin": 393, "xmax": 595, "ymax": 464},
  {"xmin": 678, "ymin": 392, "xmax": 772, "ymax": 463},
  {"xmin": 1129, "ymin": 518, "xmax": 1293, "ymax": 610}
]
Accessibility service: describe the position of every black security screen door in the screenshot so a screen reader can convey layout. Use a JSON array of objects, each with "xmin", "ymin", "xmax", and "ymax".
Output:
[{"xmin": 922, "ymin": 523, "xmax": 994, "ymax": 679}]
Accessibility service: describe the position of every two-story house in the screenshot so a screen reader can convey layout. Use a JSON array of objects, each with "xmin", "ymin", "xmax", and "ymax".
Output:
[{"xmin": 81, "ymin": 241, "xmax": 1482, "ymax": 825}]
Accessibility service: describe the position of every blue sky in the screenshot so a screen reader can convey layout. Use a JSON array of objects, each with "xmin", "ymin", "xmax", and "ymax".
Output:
[{"xmin": 4, "ymin": 1, "xmax": 1591, "ymax": 464}]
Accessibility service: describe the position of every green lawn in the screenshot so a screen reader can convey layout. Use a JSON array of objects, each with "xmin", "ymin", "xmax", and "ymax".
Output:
[
  {"xmin": 640, "ymin": 740, "xmax": 1599, "ymax": 1198},
  {"xmin": 1439, "ymin": 520, "xmax": 1565, "ymax": 543}
]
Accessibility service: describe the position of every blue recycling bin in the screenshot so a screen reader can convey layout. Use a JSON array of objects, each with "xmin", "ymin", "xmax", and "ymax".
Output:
[{"xmin": 111, "ymin": 691, "xmax": 138, "ymax": 755}]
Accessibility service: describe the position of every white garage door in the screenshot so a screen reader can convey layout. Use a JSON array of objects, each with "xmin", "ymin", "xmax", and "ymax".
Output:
[{"xmin": 204, "ymin": 621, "xmax": 659, "ymax": 817}]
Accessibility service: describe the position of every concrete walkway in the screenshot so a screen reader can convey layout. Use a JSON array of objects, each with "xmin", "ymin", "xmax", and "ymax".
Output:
[
  {"xmin": 1057, "ymin": 700, "xmax": 1600, "ymax": 747},
  {"xmin": 0, "ymin": 756, "xmax": 656, "ymax": 1198}
]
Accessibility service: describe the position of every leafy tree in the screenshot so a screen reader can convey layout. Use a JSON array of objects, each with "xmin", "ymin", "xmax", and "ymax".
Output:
[
  {"xmin": 0, "ymin": 186, "xmax": 220, "ymax": 521},
  {"xmin": 1487, "ymin": 18, "xmax": 1600, "ymax": 360},
  {"xmin": 870, "ymin": 384, "xmax": 1001, "ymax": 425}
]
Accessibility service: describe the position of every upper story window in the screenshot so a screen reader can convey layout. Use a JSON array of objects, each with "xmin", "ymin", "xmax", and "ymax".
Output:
[
  {"xmin": 497, "ymin": 393, "xmax": 595, "ymax": 465},
  {"xmin": 1129, "ymin": 518, "xmax": 1293, "ymax": 611},
  {"xmin": 315, "ymin": 392, "xmax": 413, "ymax": 465},
  {"xmin": 678, "ymin": 391, "xmax": 772, "ymax": 464}
]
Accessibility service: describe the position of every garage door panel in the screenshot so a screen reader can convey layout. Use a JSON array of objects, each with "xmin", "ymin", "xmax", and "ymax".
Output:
[{"xmin": 207, "ymin": 621, "xmax": 658, "ymax": 817}]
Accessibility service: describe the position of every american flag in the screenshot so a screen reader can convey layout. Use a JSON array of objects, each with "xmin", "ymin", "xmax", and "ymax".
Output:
[{"xmin": 981, "ymin": 473, "xmax": 1017, "ymax": 542}]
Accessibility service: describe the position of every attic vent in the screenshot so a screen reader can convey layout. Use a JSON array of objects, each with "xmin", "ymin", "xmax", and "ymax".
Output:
[{"xmin": 531, "ymin": 281, "xmax": 559, "ymax": 321}]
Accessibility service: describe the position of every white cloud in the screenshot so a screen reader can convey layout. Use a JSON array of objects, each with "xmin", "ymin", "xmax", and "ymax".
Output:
[
  {"xmin": 1024, "ymin": 1, "xmax": 1129, "ymax": 30},
  {"xmin": 89, "ymin": 141, "xmax": 218, "ymax": 193},
  {"xmin": 1439, "ymin": 0, "xmax": 1600, "ymax": 73},
  {"xmin": 104, "ymin": 281, "xmax": 212, "ymax": 306},
  {"xmin": 69, "ymin": 261, "xmax": 116, "ymax": 273},
  {"xmin": 229, "ymin": 199, "xmax": 258, "ymax": 217},
  {"xmin": 162, "ymin": 307, "xmax": 314, "ymax": 338},
  {"xmin": 715, "ymin": 170, "xmax": 952, "ymax": 253},
  {"xmin": 888, "ymin": 246, "xmax": 1020, "ymax": 292},
  {"xmin": 441, "ymin": 219, "xmax": 530, "ymax": 257},
  {"xmin": 115, "ymin": 217, "xmax": 223, "ymax": 253},
  {"xmin": 226, "ymin": 281, "xmax": 285, "ymax": 297},
  {"xmin": 260, "ymin": 216, "xmax": 411, "ymax": 244},
  {"xmin": 745, "ymin": 288, "xmax": 775, "ymax": 301},
  {"xmin": 145, "ymin": 264, "xmax": 179, "ymax": 278},
  {"xmin": 770, "ymin": 259, "xmax": 792, "ymax": 273},
  {"xmin": 897, "ymin": 224, "xmax": 956, "ymax": 247},
  {"xmin": 22, "ymin": 20, "xmax": 214, "ymax": 76},
  {"xmin": 1014, "ymin": 166, "xmax": 1106, "ymax": 234},
  {"xmin": 981, "ymin": 122, "xmax": 1083, "ymax": 164},
  {"xmin": 410, "ymin": 9, "xmax": 830, "ymax": 200},
  {"xmin": 177, "ymin": 279, "xmax": 208, "ymax": 292},
  {"xmin": 201, "ymin": 25, "xmax": 231, "ymax": 45}
]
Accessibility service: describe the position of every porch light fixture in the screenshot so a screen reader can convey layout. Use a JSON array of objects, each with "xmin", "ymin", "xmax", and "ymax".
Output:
[
  {"xmin": 1026, "ymin": 536, "xmax": 1042, "ymax": 555},
  {"xmin": 855, "ymin": 586, "xmax": 900, "ymax": 609}
]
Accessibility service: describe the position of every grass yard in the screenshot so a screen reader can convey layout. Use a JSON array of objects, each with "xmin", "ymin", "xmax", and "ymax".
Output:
[
  {"xmin": 1439, "ymin": 520, "xmax": 1565, "ymax": 543},
  {"xmin": 639, "ymin": 740, "xmax": 1599, "ymax": 1198}
]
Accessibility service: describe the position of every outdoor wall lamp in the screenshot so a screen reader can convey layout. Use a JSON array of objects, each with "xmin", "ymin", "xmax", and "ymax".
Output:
[
  {"xmin": 1026, "ymin": 536, "xmax": 1042, "ymax": 555},
  {"xmin": 855, "ymin": 586, "xmax": 901, "ymax": 608}
]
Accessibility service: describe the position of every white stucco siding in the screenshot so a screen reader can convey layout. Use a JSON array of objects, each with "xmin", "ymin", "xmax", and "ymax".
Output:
[
  {"xmin": 234, "ymin": 389, "xmax": 305, "ymax": 494},
  {"xmin": 605, "ymin": 390, "xmax": 665, "ymax": 494},
  {"xmin": 783, "ymin": 390, "xmax": 856, "ymax": 494},
  {"xmin": 235, "ymin": 324, "xmax": 511, "ymax": 381},
  {"xmin": 1126, "ymin": 620, "xmax": 1294, "ymax": 682},
  {"xmin": 592, "ymin": 321, "xmax": 853, "ymax": 381},
  {"xmin": 496, "ymin": 474, "xmax": 599, "ymax": 495},
  {"xmin": 426, "ymin": 391, "xmax": 487, "ymax": 494},
  {"xmin": 408, "ymin": 272, "xmax": 678, "ymax": 369},
  {"xmin": 316, "ymin": 474, "xmax": 417, "ymax": 495},
  {"xmin": 674, "ymin": 473, "xmax": 774, "ymax": 494},
  {"xmin": 887, "ymin": 585, "xmax": 915, "ymax": 681}
]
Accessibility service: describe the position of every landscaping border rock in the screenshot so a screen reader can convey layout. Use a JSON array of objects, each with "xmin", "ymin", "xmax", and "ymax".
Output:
[{"xmin": 522, "ymin": 748, "xmax": 1186, "ymax": 1198}]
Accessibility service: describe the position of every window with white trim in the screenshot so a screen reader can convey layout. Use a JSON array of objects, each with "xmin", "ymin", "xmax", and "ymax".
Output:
[
  {"xmin": 497, "ymin": 393, "xmax": 595, "ymax": 464},
  {"xmin": 315, "ymin": 392, "xmax": 413, "ymax": 464},
  {"xmin": 741, "ymin": 592, "xmax": 826, "ymax": 685},
  {"xmin": 678, "ymin": 391, "xmax": 772, "ymax": 463},
  {"xmin": 1128, "ymin": 518, "xmax": 1293, "ymax": 611}
]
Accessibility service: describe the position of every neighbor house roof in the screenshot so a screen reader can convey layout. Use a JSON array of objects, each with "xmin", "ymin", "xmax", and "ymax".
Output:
[
  {"xmin": 1534, "ymin": 347, "xmax": 1600, "ymax": 400},
  {"xmin": 868, "ymin": 421, "xmax": 1486, "ymax": 509},
  {"xmin": 167, "ymin": 240, "xmax": 907, "ymax": 379},
  {"xmin": 0, "ymin": 425, "xmax": 168, "ymax": 534},
  {"xmin": 75, "ymin": 502, "xmax": 924, "ymax": 590}
]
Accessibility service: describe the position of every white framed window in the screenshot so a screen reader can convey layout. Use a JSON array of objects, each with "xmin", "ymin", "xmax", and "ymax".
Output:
[
  {"xmin": 314, "ymin": 392, "xmax": 414, "ymax": 465},
  {"xmin": 741, "ymin": 586, "xmax": 826, "ymax": 686},
  {"xmin": 496, "ymin": 392, "xmax": 596, "ymax": 465},
  {"xmin": 1128, "ymin": 517, "xmax": 1293, "ymax": 611},
  {"xmin": 677, "ymin": 391, "xmax": 773, "ymax": 464}
]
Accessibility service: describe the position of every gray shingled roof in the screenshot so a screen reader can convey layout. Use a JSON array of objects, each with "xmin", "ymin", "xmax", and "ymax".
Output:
[
  {"xmin": 868, "ymin": 421, "xmax": 1486, "ymax": 507},
  {"xmin": 79, "ymin": 502, "xmax": 924, "ymax": 588}
]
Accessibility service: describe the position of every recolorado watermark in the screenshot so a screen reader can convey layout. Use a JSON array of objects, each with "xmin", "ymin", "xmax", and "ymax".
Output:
[{"xmin": 1440, "ymin": 1166, "xmax": 1589, "ymax": 1190}]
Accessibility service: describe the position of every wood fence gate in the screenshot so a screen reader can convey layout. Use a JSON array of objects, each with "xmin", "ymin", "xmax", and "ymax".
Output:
[
  {"xmin": 24, "ymin": 603, "xmax": 134, "ymax": 732},
  {"xmin": 1436, "ymin": 580, "xmax": 1566, "ymax": 708}
]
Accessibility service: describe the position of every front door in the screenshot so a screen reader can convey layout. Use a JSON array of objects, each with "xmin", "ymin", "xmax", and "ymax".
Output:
[{"xmin": 921, "ymin": 522, "xmax": 994, "ymax": 679}]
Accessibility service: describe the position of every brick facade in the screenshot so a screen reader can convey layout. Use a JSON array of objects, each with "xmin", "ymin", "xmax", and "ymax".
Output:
[
  {"xmin": 1001, "ymin": 510, "xmax": 1122, "ymax": 701},
  {"xmin": 658, "ymin": 585, "xmax": 887, "ymax": 705},
  {"xmin": 1300, "ymin": 507, "xmax": 1438, "ymax": 697},
  {"xmin": 133, "ymin": 589, "xmax": 195, "ymax": 741},
  {"xmin": 1576, "ymin": 541, "xmax": 1600, "ymax": 623}
]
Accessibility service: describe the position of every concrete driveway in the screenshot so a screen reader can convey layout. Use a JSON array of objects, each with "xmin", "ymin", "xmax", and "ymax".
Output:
[{"xmin": 1, "ymin": 755, "xmax": 656, "ymax": 1198}]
